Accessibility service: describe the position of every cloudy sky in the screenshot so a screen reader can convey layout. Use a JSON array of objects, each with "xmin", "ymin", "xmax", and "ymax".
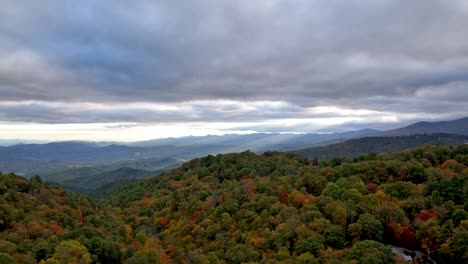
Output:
[{"xmin": 1, "ymin": 0, "xmax": 467, "ymax": 141}]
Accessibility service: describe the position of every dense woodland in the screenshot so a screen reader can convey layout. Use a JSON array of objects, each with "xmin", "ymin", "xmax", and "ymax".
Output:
[{"xmin": 0, "ymin": 145, "xmax": 467, "ymax": 263}]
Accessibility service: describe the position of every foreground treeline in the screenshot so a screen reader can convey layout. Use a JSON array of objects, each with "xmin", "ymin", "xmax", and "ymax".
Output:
[
  {"xmin": 0, "ymin": 174, "xmax": 122, "ymax": 264},
  {"xmin": 0, "ymin": 145, "xmax": 467, "ymax": 263}
]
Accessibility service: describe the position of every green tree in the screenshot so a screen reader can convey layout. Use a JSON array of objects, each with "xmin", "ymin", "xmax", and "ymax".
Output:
[
  {"xmin": 357, "ymin": 213, "xmax": 383, "ymax": 241},
  {"xmin": 46, "ymin": 240, "xmax": 92, "ymax": 264},
  {"xmin": 440, "ymin": 230, "xmax": 468, "ymax": 263},
  {"xmin": 416, "ymin": 219, "xmax": 441, "ymax": 253},
  {"xmin": 0, "ymin": 253, "xmax": 16, "ymax": 264},
  {"xmin": 124, "ymin": 250, "xmax": 161, "ymax": 264},
  {"xmin": 296, "ymin": 252, "xmax": 320, "ymax": 264},
  {"xmin": 295, "ymin": 233, "xmax": 324, "ymax": 257},
  {"xmin": 323, "ymin": 225, "xmax": 346, "ymax": 249},
  {"xmin": 224, "ymin": 244, "xmax": 260, "ymax": 263},
  {"xmin": 345, "ymin": 240, "xmax": 393, "ymax": 264}
]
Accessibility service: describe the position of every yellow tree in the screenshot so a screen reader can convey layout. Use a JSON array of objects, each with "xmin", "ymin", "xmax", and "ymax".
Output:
[{"xmin": 42, "ymin": 240, "xmax": 92, "ymax": 264}]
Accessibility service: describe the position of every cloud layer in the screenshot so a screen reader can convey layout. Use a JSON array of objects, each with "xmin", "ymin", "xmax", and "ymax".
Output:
[{"xmin": 0, "ymin": 0, "xmax": 467, "ymax": 137}]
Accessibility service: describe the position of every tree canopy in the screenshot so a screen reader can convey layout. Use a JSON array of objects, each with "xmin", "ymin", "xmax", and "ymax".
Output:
[{"xmin": 0, "ymin": 145, "xmax": 467, "ymax": 263}]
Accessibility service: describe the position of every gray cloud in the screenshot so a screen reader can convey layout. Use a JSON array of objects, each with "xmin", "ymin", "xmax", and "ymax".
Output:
[
  {"xmin": 0, "ymin": 0, "xmax": 467, "ymax": 126},
  {"xmin": 0, "ymin": 101, "xmax": 343, "ymax": 124}
]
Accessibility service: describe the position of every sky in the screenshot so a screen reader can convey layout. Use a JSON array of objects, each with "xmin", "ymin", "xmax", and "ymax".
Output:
[{"xmin": 0, "ymin": 0, "xmax": 467, "ymax": 142}]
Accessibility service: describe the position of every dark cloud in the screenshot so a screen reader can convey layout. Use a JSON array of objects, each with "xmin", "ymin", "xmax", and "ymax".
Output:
[{"xmin": 0, "ymin": 0, "xmax": 467, "ymax": 126}]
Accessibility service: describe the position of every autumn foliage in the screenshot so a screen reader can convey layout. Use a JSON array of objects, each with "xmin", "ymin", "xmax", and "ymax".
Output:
[{"xmin": 0, "ymin": 145, "xmax": 467, "ymax": 263}]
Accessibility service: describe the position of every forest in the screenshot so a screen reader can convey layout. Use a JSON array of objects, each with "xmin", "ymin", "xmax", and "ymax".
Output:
[{"xmin": 0, "ymin": 145, "xmax": 467, "ymax": 263}]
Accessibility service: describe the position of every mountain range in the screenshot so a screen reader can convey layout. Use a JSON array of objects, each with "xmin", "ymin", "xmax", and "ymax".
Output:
[
  {"xmin": 0, "ymin": 128, "xmax": 379, "ymax": 177},
  {"xmin": 290, "ymin": 117, "xmax": 468, "ymax": 159},
  {"xmin": 378, "ymin": 117, "xmax": 468, "ymax": 136},
  {"xmin": 0, "ymin": 116, "xmax": 466, "ymax": 194},
  {"xmin": 292, "ymin": 133, "xmax": 468, "ymax": 159}
]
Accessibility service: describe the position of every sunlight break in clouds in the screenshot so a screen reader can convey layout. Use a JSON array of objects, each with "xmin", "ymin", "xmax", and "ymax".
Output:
[
  {"xmin": 0, "ymin": 122, "xmax": 256, "ymax": 142},
  {"xmin": 0, "ymin": 100, "xmax": 444, "ymax": 142}
]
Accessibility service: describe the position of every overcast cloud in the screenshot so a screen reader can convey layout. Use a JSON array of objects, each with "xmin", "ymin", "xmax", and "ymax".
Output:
[{"xmin": 0, "ymin": 0, "xmax": 467, "ymax": 139}]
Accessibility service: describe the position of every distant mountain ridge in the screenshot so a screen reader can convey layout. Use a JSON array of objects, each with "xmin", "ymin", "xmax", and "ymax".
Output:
[
  {"xmin": 0, "ymin": 128, "xmax": 379, "ymax": 176},
  {"xmin": 292, "ymin": 133, "xmax": 468, "ymax": 159},
  {"xmin": 129, "ymin": 128, "xmax": 380, "ymax": 149},
  {"xmin": 379, "ymin": 116, "xmax": 468, "ymax": 136}
]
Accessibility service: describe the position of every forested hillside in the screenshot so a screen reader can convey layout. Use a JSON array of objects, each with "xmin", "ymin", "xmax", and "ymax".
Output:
[
  {"xmin": 104, "ymin": 146, "xmax": 468, "ymax": 263},
  {"xmin": 1, "ymin": 145, "xmax": 467, "ymax": 263},
  {"xmin": 60, "ymin": 167, "xmax": 160, "ymax": 194},
  {"xmin": 0, "ymin": 174, "xmax": 123, "ymax": 263}
]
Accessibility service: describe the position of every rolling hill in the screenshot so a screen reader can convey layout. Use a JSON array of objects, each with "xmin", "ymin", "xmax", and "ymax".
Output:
[
  {"xmin": 60, "ymin": 167, "xmax": 158, "ymax": 194},
  {"xmin": 41, "ymin": 157, "xmax": 182, "ymax": 183},
  {"xmin": 41, "ymin": 157, "xmax": 182, "ymax": 194}
]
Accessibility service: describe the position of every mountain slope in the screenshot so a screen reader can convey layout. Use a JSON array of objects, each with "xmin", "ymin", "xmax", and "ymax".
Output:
[
  {"xmin": 103, "ymin": 145, "xmax": 468, "ymax": 263},
  {"xmin": 61, "ymin": 167, "xmax": 157, "ymax": 193},
  {"xmin": 1, "ymin": 145, "xmax": 467, "ymax": 263},
  {"xmin": 42, "ymin": 157, "xmax": 182, "ymax": 183},
  {"xmin": 44, "ymin": 166, "xmax": 106, "ymax": 183},
  {"xmin": 292, "ymin": 133, "xmax": 468, "ymax": 158},
  {"xmin": 380, "ymin": 116, "xmax": 468, "ymax": 136},
  {"xmin": 87, "ymin": 179, "xmax": 139, "ymax": 200},
  {"xmin": 0, "ymin": 173, "xmax": 123, "ymax": 263}
]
